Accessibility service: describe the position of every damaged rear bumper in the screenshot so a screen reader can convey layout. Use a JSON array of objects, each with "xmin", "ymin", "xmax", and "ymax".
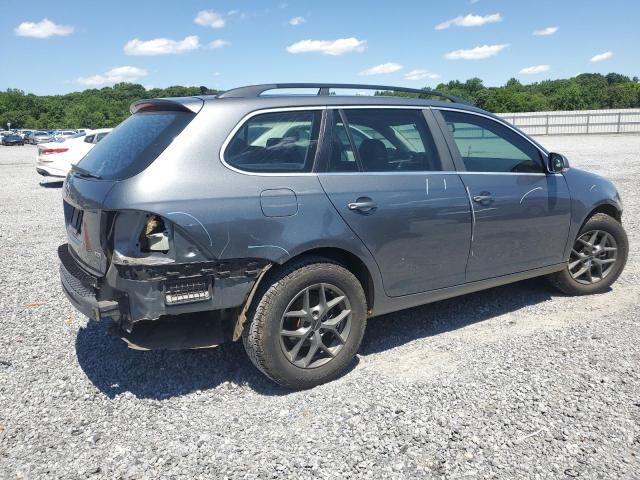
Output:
[
  {"xmin": 58, "ymin": 244, "xmax": 269, "ymax": 331},
  {"xmin": 59, "ymin": 244, "xmax": 126, "ymax": 323}
]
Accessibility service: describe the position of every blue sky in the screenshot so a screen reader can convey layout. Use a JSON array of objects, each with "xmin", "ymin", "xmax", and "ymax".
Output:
[{"xmin": 1, "ymin": 0, "xmax": 638, "ymax": 95}]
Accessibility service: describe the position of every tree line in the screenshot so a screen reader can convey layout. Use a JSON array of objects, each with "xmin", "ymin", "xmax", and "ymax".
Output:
[
  {"xmin": 0, "ymin": 73, "xmax": 639, "ymax": 130},
  {"xmin": 386, "ymin": 73, "xmax": 640, "ymax": 113},
  {"xmin": 0, "ymin": 84, "xmax": 217, "ymax": 130}
]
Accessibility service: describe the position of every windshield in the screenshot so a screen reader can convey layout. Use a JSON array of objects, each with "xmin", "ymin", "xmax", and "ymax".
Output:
[{"xmin": 77, "ymin": 110, "xmax": 194, "ymax": 180}]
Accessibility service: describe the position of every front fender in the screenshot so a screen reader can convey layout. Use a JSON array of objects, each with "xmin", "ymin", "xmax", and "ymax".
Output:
[{"xmin": 562, "ymin": 168, "xmax": 623, "ymax": 260}]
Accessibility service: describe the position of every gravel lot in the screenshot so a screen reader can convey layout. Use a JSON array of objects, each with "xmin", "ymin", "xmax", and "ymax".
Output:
[{"xmin": 1, "ymin": 136, "xmax": 639, "ymax": 479}]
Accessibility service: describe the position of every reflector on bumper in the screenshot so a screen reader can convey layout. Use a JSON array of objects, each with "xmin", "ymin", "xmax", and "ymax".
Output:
[{"xmin": 164, "ymin": 278, "xmax": 211, "ymax": 305}]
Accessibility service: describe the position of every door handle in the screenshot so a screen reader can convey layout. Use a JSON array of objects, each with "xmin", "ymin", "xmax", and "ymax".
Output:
[
  {"xmin": 348, "ymin": 198, "xmax": 378, "ymax": 213},
  {"xmin": 472, "ymin": 194, "xmax": 492, "ymax": 204}
]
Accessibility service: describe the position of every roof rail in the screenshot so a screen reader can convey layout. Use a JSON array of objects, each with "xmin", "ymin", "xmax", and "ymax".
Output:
[{"xmin": 216, "ymin": 83, "xmax": 473, "ymax": 105}]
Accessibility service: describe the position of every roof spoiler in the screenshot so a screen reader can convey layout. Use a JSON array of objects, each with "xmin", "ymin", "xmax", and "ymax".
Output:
[
  {"xmin": 130, "ymin": 97, "xmax": 205, "ymax": 115},
  {"xmin": 217, "ymin": 83, "xmax": 473, "ymax": 106}
]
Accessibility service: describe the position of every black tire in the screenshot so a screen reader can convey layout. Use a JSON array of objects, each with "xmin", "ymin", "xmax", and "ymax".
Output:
[
  {"xmin": 242, "ymin": 256, "xmax": 367, "ymax": 389},
  {"xmin": 548, "ymin": 213, "xmax": 628, "ymax": 295}
]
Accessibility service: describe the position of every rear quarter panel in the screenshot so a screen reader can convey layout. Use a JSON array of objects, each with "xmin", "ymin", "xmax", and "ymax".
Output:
[{"xmin": 102, "ymin": 101, "xmax": 386, "ymax": 308}]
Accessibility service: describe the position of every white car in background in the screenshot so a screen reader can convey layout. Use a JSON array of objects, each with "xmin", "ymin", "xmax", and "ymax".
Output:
[{"xmin": 36, "ymin": 128, "xmax": 112, "ymax": 178}]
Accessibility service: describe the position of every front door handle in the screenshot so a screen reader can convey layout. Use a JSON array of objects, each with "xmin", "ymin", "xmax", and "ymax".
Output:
[{"xmin": 348, "ymin": 198, "xmax": 378, "ymax": 213}]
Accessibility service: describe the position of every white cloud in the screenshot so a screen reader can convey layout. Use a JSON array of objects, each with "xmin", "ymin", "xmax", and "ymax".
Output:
[
  {"xmin": 289, "ymin": 16, "xmax": 305, "ymax": 26},
  {"xmin": 194, "ymin": 10, "xmax": 225, "ymax": 28},
  {"xmin": 519, "ymin": 65, "xmax": 550, "ymax": 75},
  {"xmin": 445, "ymin": 44, "xmax": 509, "ymax": 60},
  {"xmin": 405, "ymin": 69, "xmax": 440, "ymax": 81},
  {"xmin": 208, "ymin": 39, "xmax": 230, "ymax": 49},
  {"xmin": 124, "ymin": 35, "xmax": 200, "ymax": 55},
  {"xmin": 15, "ymin": 18, "xmax": 74, "ymax": 38},
  {"xmin": 533, "ymin": 26, "xmax": 558, "ymax": 36},
  {"xmin": 590, "ymin": 51, "xmax": 613, "ymax": 62},
  {"xmin": 77, "ymin": 66, "xmax": 147, "ymax": 86},
  {"xmin": 287, "ymin": 37, "xmax": 367, "ymax": 56},
  {"xmin": 436, "ymin": 13, "xmax": 502, "ymax": 30},
  {"xmin": 359, "ymin": 63, "xmax": 403, "ymax": 76}
]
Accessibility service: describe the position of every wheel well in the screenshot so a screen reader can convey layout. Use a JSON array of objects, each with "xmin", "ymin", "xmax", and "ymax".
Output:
[
  {"xmin": 282, "ymin": 248, "xmax": 375, "ymax": 312},
  {"xmin": 586, "ymin": 204, "xmax": 622, "ymax": 224}
]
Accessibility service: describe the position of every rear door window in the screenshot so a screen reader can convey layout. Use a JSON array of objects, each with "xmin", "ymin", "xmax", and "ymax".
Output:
[
  {"xmin": 340, "ymin": 109, "xmax": 442, "ymax": 172},
  {"xmin": 77, "ymin": 111, "xmax": 194, "ymax": 180},
  {"xmin": 224, "ymin": 110, "xmax": 321, "ymax": 173}
]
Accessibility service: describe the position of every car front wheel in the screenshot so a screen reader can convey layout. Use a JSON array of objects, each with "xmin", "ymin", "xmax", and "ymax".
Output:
[
  {"xmin": 549, "ymin": 213, "xmax": 628, "ymax": 295},
  {"xmin": 243, "ymin": 257, "xmax": 367, "ymax": 389}
]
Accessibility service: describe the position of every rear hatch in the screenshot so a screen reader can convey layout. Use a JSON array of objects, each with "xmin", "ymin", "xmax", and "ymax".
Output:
[{"xmin": 62, "ymin": 97, "xmax": 202, "ymax": 276}]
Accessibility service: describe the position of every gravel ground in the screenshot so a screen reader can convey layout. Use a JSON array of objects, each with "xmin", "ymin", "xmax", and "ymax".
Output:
[{"xmin": 1, "ymin": 136, "xmax": 639, "ymax": 479}]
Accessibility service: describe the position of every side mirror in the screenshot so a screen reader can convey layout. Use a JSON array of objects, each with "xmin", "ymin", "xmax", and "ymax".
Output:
[{"xmin": 547, "ymin": 152, "xmax": 569, "ymax": 173}]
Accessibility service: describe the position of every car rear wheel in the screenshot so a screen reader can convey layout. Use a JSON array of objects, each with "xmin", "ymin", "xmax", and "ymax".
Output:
[
  {"xmin": 243, "ymin": 257, "xmax": 367, "ymax": 389},
  {"xmin": 548, "ymin": 213, "xmax": 628, "ymax": 295}
]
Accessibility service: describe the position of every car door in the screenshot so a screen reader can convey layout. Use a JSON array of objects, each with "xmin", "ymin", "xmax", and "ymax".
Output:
[
  {"xmin": 318, "ymin": 108, "xmax": 472, "ymax": 297},
  {"xmin": 435, "ymin": 108, "xmax": 571, "ymax": 282}
]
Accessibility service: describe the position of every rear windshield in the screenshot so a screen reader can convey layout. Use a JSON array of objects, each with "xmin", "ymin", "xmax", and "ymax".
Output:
[{"xmin": 77, "ymin": 110, "xmax": 194, "ymax": 180}]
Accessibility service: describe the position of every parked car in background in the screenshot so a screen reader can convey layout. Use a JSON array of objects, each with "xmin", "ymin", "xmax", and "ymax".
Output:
[
  {"xmin": 51, "ymin": 131, "xmax": 86, "ymax": 143},
  {"xmin": 30, "ymin": 131, "xmax": 53, "ymax": 144},
  {"xmin": 57, "ymin": 83, "xmax": 628, "ymax": 389},
  {"xmin": 2, "ymin": 133, "xmax": 25, "ymax": 146},
  {"xmin": 36, "ymin": 128, "xmax": 111, "ymax": 177},
  {"xmin": 52, "ymin": 130, "xmax": 77, "ymax": 141}
]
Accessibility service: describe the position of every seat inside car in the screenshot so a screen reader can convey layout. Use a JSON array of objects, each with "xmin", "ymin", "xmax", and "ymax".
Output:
[
  {"xmin": 359, "ymin": 138, "xmax": 389, "ymax": 171},
  {"xmin": 329, "ymin": 141, "xmax": 358, "ymax": 172}
]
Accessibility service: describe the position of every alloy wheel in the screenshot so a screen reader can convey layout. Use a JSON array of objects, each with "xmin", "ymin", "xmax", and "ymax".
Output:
[
  {"xmin": 279, "ymin": 283, "xmax": 352, "ymax": 369},
  {"xmin": 568, "ymin": 229, "xmax": 618, "ymax": 285}
]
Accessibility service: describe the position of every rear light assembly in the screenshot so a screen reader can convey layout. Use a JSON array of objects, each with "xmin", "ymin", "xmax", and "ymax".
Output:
[
  {"xmin": 41, "ymin": 148, "xmax": 69, "ymax": 155},
  {"xmin": 142, "ymin": 215, "xmax": 170, "ymax": 252}
]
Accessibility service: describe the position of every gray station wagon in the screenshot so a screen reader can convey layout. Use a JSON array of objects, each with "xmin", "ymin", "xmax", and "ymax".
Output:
[{"xmin": 58, "ymin": 83, "xmax": 628, "ymax": 389}]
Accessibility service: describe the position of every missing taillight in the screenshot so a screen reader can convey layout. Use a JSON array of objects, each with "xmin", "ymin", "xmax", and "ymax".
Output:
[{"xmin": 141, "ymin": 215, "xmax": 170, "ymax": 253}]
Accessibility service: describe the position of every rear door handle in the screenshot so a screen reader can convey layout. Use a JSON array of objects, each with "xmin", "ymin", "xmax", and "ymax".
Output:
[
  {"xmin": 348, "ymin": 198, "xmax": 378, "ymax": 213},
  {"xmin": 472, "ymin": 194, "xmax": 492, "ymax": 204}
]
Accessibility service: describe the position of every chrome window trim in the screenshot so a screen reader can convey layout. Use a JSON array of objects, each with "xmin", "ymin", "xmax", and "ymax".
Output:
[
  {"xmin": 316, "ymin": 171, "xmax": 561, "ymax": 176},
  {"xmin": 219, "ymin": 106, "xmax": 327, "ymax": 177},
  {"xmin": 220, "ymin": 105, "xmax": 556, "ymax": 177}
]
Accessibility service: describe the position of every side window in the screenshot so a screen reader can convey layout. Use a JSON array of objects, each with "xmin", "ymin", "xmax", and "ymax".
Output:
[
  {"xmin": 440, "ymin": 110, "xmax": 543, "ymax": 173},
  {"xmin": 84, "ymin": 135, "xmax": 95, "ymax": 143},
  {"xmin": 95, "ymin": 132, "xmax": 108, "ymax": 143},
  {"xmin": 225, "ymin": 110, "xmax": 321, "ymax": 173},
  {"xmin": 342, "ymin": 109, "xmax": 442, "ymax": 172}
]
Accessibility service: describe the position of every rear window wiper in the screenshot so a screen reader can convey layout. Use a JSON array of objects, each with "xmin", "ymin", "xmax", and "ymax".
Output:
[{"xmin": 71, "ymin": 164, "xmax": 102, "ymax": 180}]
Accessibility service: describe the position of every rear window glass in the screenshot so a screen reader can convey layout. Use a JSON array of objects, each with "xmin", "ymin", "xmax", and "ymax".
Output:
[
  {"xmin": 224, "ymin": 110, "xmax": 321, "ymax": 173},
  {"xmin": 77, "ymin": 111, "xmax": 194, "ymax": 180}
]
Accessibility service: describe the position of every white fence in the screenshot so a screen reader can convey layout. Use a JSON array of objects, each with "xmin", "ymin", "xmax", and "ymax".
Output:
[{"xmin": 497, "ymin": 108, "xmax": 640, "ymax": 135}]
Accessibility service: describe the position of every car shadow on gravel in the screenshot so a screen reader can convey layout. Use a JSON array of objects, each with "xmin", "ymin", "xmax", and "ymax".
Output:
[
  {"xmin": 360, "ymin": 277, "xmax": 560, "ymax": 356},
  {"xmin": 75, "ymin": 319, "xmax": 301, "ymax": 399},
  {"xmin": 76, "ymin": 278, "xmax": 557, "ymax": 399}
]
